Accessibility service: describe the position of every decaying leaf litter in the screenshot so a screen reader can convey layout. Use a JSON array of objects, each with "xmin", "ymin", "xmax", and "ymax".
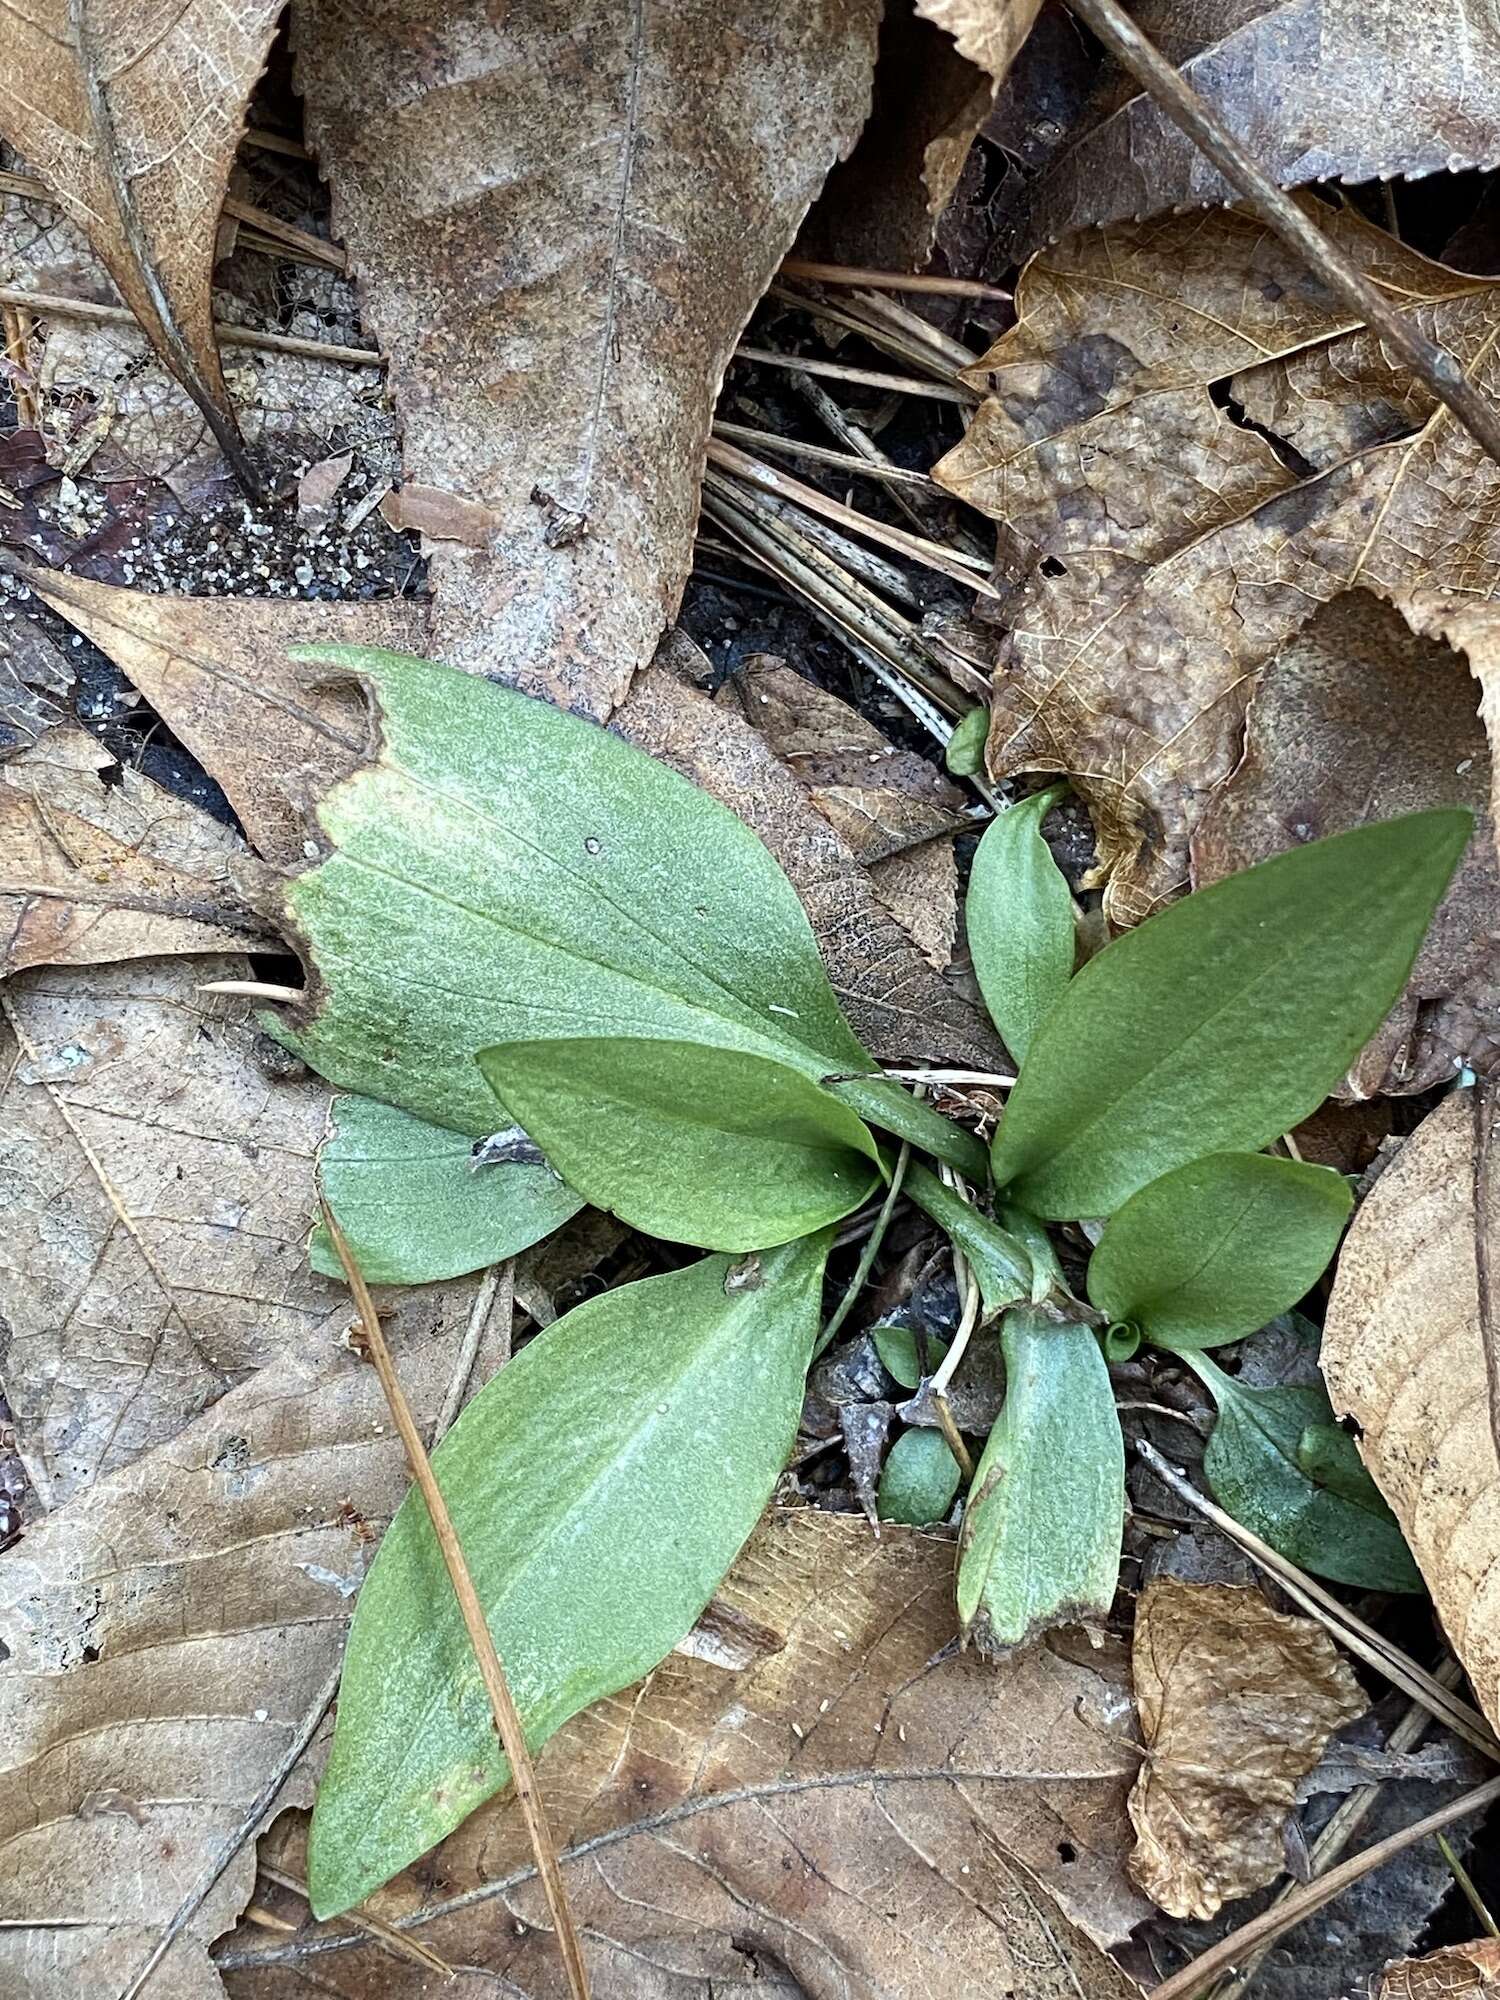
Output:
[{"xmin": 3, "ymin": 2, "xmax": 1500, "ymax": 1997}]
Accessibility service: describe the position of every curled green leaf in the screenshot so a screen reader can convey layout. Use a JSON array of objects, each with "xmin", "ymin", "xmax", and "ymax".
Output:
[
  {"xmin": 904, "ymin": 1161, "xmax": 1036, "ymax": 1317},
  {"xmin": 944, "ymin": 704, "xmax": 989, "ymax": 777}
]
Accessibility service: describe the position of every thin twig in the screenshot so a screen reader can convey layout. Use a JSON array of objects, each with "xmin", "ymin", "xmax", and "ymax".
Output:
[
  {"xmin": 733, "ymin": 344, "xmax": 975, "ymax": 403},
  {"xmin": 794, "ymin": 372, "xmax": 988, "ymax": 557},
  {"xmin": 0, "ymin": 169, "xmax": 347, "ymax": 273},
  {"xmin": 433, "ymin": 1260, "xmax": 515, "ymax": 1445},
  {"xmin": 770, "ymin": 282, "xmax": 973, "ymax": 388},
  {"xmin": 819, "ymin": 1143, "xmax": 910, "ymax": 1352},
  {"xmin": 317, "ymin": 1203, "xmax": 591, "ymax": 2000},
  {"xmin": 0, "ymin": 287, "xmax": 380, "ymax": 367},
  {"xmin": 780, "ymin": 258, "xmax": 1011, "ymax": 302},
  {"xmin": 255, "ymin": 1863, "xmax": 456, "ymax": 1976},
  {"xmin": 1150, "ymin": 1775, "xmax": 1500, "ymax": 2000},
  {"xmin": 1063, "ymin": 0, "xmax": 1500, "ymax": 468},
  {"xmin": 119, "ymin": 1665, "xmax": 342, "ymax": 1999},
  {"xmin": 198, "ymin": 980, "xmax": 304, "ymax": 1005},
  {"xmin": 932, "ymin": 1396, "xmax": 975, "ymax": 1482},
  {"xmin": 1437, "ymin": 1832, "xmax": 1500, "ymax": 1940},
  {"xmin": 1135, "ymin": 1439, "xmax": 1499, "ymax": 1758},
  {"xmin": 711, "ymin": 419, "xmax": 944, "ymax": 490}
]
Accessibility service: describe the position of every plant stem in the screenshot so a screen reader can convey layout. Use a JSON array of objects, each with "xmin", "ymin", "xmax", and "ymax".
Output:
[
  {"xmin": 779, "ymin": 258, "xmax": 1011, "ymax": 302},
  {"xmin": 318, "ymin": 1202, "xmax": 591, "ymax": 2000},
  {"xmin": 818, "ymin": 1143, "xmax": 910, "ymax": 1354}
]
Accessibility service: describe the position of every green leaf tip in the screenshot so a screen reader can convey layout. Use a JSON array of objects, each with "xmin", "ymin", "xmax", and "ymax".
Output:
[
  {"xmin": 992, "ymin": 809, "xmax": 1472, "ymax": 1218},
  {"xmin": 307, "ymin": 1232, "xmax": 829, "ymax": 1918},
  {"xmin": 966, "ymin": 785, "xmax": 1075, "ymax": 1065}
]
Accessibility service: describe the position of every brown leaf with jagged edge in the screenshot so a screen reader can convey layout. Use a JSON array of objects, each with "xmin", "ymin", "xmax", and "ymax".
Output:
[
  {"xmin": 619, "ymin": 643, "xmax": 1004, "ymax": 1066},
  {"xmin": 1322, "ymin": 1090, "xmax": 1500, "ymax": 1735},
  {"xmin": 0, "ymin": 957, "xmax": 353, "ymax": 1507},
  {"xmin": 933, "ymin": 206, "xmax": 1500, "ymax": 938},
  {"xmin": 1127, "ymin": 1578, "xmax": 1365, "ymax": 1921},
  {"xmin": 293, "ymin": 0, "xmax": 881, "ymax": 717},
  {"xmin": 11, "ymin": 567, "xmax": 430, "ymax": 868},
  {"xmin": 217, "ymin": 1510, "xmax": 1149, "ymax": 1998},
  {"xmin": 1378, "ymin": 1941, "xmax": 1500, "ymax": 1998},
  {"xmin": 0, "ymin": 0, "xmax": 284, "ymax": 468},
  {"xmin": 1010, "ymin": 0, "xmax": 1500, "ymax": 258},
  {"xmin": 0, "ymin": 1281, "xmax": 509, "ymax": 2000},
  {"xmin": 0, "ymin": 727, "xmax": 281, "ymax": 976},
  {"xmin": 1191, "ymin": 594, "xmax": 1500, "ymax": 1094}
]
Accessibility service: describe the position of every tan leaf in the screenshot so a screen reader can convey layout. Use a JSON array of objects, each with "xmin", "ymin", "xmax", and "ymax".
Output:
[
  {"xmin": 1127, "ymin": 1577, "xmax": 1365, "ymax": 1920},
  {"xmin": 916, "ymin": 0, "xmax": 1044, "ymax": 85},
  {"xmin": 0, "ymin": 1285, "xmax": 506, "ymax": 2000},
  {"xmin": 1014, "ymin": 0, "xmax": 1500, "ymax": 256},
  {"xmin": 1322, "ymin": 1090, "xmax": 1500, "ymax": 1734},
  {"xmin": 0, "ymin": 726, "xmax": 281, "ymax": 976},
  {"xmin": 218, "ymin": 1510, "xmax": 1149, "ymax": 1996},
  {"xmin": 293, "ymin": 0, "xmax": 882, "ymax": 716},
  {"xmin": 0, "ymin": 617, "xmax": 71, "ymax": 757},
  {"xmin": 14, "ymin": 568, "xmax": 431, "ymax": 867},
  {"xmin": 1191, "ymin": 593, "xmax": 1500, "ymax": 1094},
  {"xmin": 0, "ymin": 957, "xmax": 348, "ymax": 1506},
  {"xmin": 934, "ymin": 205, "xmax": 1500, "ymax": 936},
  {"xmin": 618, "ymin": 650, "xmax": 1002, "ymax": 1066},
  {"xmin": 0, "ymin": 0, "xmax": 284, "ymax": 464},
  {"xmin": 1378, "ymin": 1940, "xmax": 1500, "ymax": 1998}
]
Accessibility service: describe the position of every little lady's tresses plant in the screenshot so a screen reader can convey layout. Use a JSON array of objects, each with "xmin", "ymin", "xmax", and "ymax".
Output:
[{"xmin": 274, "ymin": 649, "xmax": 1467, "ymax": 1915}]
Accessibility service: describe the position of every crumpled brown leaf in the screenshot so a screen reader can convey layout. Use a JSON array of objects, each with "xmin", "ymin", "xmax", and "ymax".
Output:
[
  {"xmin": 217, "ymin": 1510, "xmax": 1149, "ymax": 1998},
  {"xmin": 294, "ymin": 0, "xmax": 882, "ymax": 717},
  {"xmin": 934, "ymin": 206, "xmax": 1500, "ymax": 947},
  {"xmin": 1323, "ymin": 1089, "xmax": 1500, "ymax": 1735},
  {"xmin": 0, "ymin": 1280, "xmax": 506, "ymax": 2000},
  {"xmin": 1127, "ymin": 1577, "xmax": 1365, "ymax": 1920},
  {"xmin": 0, "ymin": 957, "xmax": 349, "ymax": 1506},
  {"xmin": 1378, "ymin": 1940, "xmax": 1500, "ymax": 1998},
  {"xmin": 0, "ymin": 726, "xmax": 280, "ymax": 976},
  {"xmin": 1191, "ymin": 593, "xmax": 1500, "ymax": 1095},
  {"xmin": 0, "ymin": 0, "xmax": 284, "ymax": 457},
  {"xmin": 1011, "ymin": 0, "xmax": 1500, "ymax": 258}
]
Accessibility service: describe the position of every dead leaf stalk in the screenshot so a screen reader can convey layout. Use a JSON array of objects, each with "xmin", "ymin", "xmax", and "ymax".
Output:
[
  {"xmin": 1062, "ymin": 0, "xmax": 1500, "ymax": 469},
  {"xmin": 0, "ymin": 286, "xmax": 380, "ymax": 368},
  {"xmin": 779, "ymin": 258, "xmax": 1011, "ymax": 302},
  {"xmin": 317, "ymin": 1201, "xmax": 591, "ymax": 2000},
  {"xmin": 433, "ymin": 1259, "xmax": 515, "ymax": 1444},
  {"xmin": 711, "ymin": 420, "xmax": 944, "ymax": 491},
  {"xmin": 733, "ymin": 344, "xmax": 975, "ymax": 404},
  {"xmin": 255, "ymin": 1863, "xmax": 456, "ymax": 1975}
]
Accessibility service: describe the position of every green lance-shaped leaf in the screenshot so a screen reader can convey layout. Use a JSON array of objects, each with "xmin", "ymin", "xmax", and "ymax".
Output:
[
  {"xmin": 274, "ymin": 648, "xmax": 983, "ymax": 1183},
  {"xmin": 956, "ymin": 1308, "xmax": 1124, "ymax": 1654},
  {"xmin": 1086, "ymin": 1152, "xmax": 1352, "ymax": 1351},
  {"xmin": 1185, "ymin": 1349, "xmax": 1421, "ymax": 1592},
  {"xmin": 966, "ymin": 786, "xmax": 1074, "ymax": 1064},
  {"xmin": 878, "ymin": 1426, "xmax": 962, "ymax": 1526},
  {"xmin": 477, "ymin": 1038, "xmax": 880, "ymax": 1251},
  {"xmin": 308, "ymin": 1233, "xmax": 829, "ymax": 1918},
  {"xmin": 872, "ymin": 1321, "xmax": 950, "ymax": 1390},
  {"xmin": 311, "ymin": 1094, "xmax": 585, "ymax": 1285},
  {"xmin": 905, "ymin": 1161, "xmax": 1036, "ymax": 1317},
  {"xmin": 991, "ymin": 812, "xmax": 1471, "ymax": 1219}
]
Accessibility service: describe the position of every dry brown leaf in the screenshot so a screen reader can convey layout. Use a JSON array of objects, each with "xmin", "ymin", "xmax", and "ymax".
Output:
[
  {"xmin": 1323, "ymin": 1090, "xmax": 1500, "ymax": 1734},
  {"xmin": 917, "ymin": 0, "xmax": 1044, "ymax": 85},
  {"xmin": 0, "ymin": 956, "xmax": 350, "ymax": 1506},
  {"xmin": 0, "ymin": 616, "xmax": 71, "ymax": 758},
  {"xmin": 1127, "ymin": 1577, "xmax": 1365, "ymax": 1920},
  {"xmin": 1378, "ymin": 1940, "xmax": 1500, "ymax": 1998},
  {"xmin": 0, "ymin": 726, "xmax": 281, "ymax": 976},
  {"xmin": 0, "ymin": 1282, "xmax": 507, "ymax": 2000},
  {"xmin": 13, "ymin": 568, "xmax": 430, "ymax": 867},
  {"xmin": 1191, "ymin": 593, "xmax": 1500, "ymax": 1094},
  {"xmin": 0, "ymin": 0, "xmax": 284, "ymax": 462},
  {"xmin": 218, "ymin": 1510, "xmax": 1149, "ymax": 1997},
  {"xmin": 934, "ymin": 206, "xmax": 1500, "ymax": 938},
  {"xmin": 618, "ymin": 648, "xmax": 1003, "ymax": 1066},
  {"xmin": 294, "ymin": 0, "xmax": 882, "ymax": 716},
  {"xmin": 1013, "ymin": 0, "xmax": 1500, "ymax": 257}
]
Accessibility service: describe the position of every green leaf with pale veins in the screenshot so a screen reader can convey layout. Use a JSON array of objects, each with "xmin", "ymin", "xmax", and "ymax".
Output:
[
  {"xmin": 991, "ymin": 812, "xmax": 1471, "ymax": 1218},
  {"xmin": 274, "ymin": 647, "xmax": 983, "ymax": 1181},
  {"xmin": 1186, "ymin": 1349, "xmax": 1421, "ymax": 1592},
  {"xmin": 478, "ymin": 1038, "xmax": 880, "ymax": 1251},
  {"xmin": 308, "ymin": 1232, "xmax": 829, "ymax": 1918},
  {"xmin": 966, "ymin": 786, "xmax": 1074, "ymax": 1063},
  {"xmin": 878, "ymin": 1427, "xmax": 962, "ymax": 1525},
  {"xmin": 956, "ymin": 1308, "xmax": 1124, "ymax": 1655},
  {"xmin": 311, "ymin": 1094, "xmax": 584, "ymax": 1285},
  {"xmin": 1086, "ymin": 1152, "xmax": 1352, "ymax": 1351}
]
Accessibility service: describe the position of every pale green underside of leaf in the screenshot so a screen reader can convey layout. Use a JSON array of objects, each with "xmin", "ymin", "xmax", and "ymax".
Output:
[
  {"xmin": 1086, "ymin": 1151, "xmax": 1352, "ymax": 1351},
  {"xmin": 273, "ymin": 648, "xmax": 981, "ymax": 1178},
  {"xmin": 956, "ymin": 1309, "xmax": 1123, "ymax": 1652},
  {"xmin": 1188, "ymin": 1350, "xmax": 1421, "ymax": 1592},
  {"xmin": 308, "ymin": 1234, "xmax": 829, "ymax": 1918},
  {"xmin": 991, "ymin": 811, "xmax": 1472, "ymax": 1219},
  {"xmin": 310, "ymin": 1093, "xmax": 584, "ymax": 1284},
  {"xmin": 966, "ymin": 786, "xmax": 1073, "ymax": 1066},
  {"xmin": 877, "ymin": 1426, "xmax": 962, "ymax": 1526},
  {"xmin": 905, "ymin": 1161, "xmax": 1036, "ymax": 1316},
  {"xmin": 478, "ymin": 1037, "xmax": 880, "ymax": 1251}
]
